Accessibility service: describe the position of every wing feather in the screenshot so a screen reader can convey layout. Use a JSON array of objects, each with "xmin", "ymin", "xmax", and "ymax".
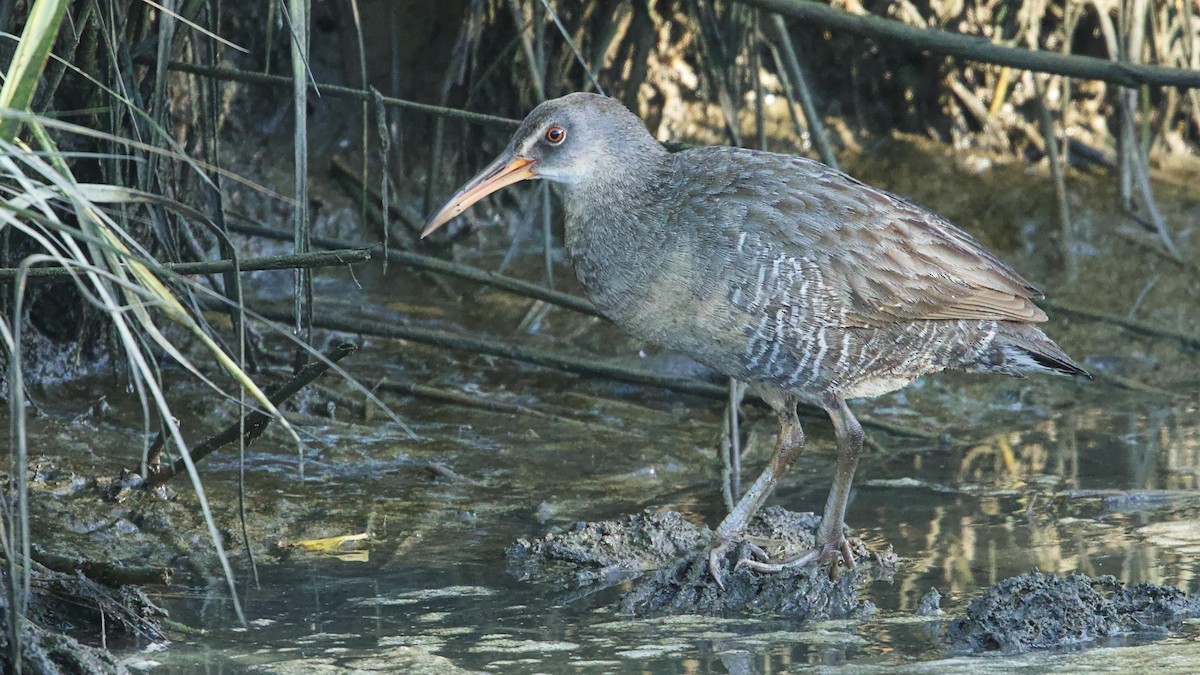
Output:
[{"xmin": 677, "ymin": 148, "xmax": 1047, "ymax": 328}]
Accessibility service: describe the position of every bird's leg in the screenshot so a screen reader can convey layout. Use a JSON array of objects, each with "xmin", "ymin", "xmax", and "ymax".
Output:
[
  {"xmin": 717, "ymin": 378, "xmax": 747, "ymax": 514},
  {"xmin": 708, "ymin": 391, "xmax": 803, "ymax": 587},
  {"xmin": 739, "ymin": 397, "xmax": 863, "ymax": 573},
  {"xmin": 814, "ymin": 398, "xmax": 865, "ymax": 567}
]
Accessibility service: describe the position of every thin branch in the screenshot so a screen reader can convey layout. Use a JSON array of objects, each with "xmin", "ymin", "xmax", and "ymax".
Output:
[
  {"xmin": 149, "ymin": 59, "xmax": 521, "ymax": 130},
  {"xmin": 1032, "ymin": 76, "xmax": 1074, "ymax": 269},
  {"xmin": 1042, "ymin": 298, "xmax": 1200, "ymax": 350},
  {"xmin": 537, "ymin": 0, "xmax": 606, "ymax": 94},
  {"xmin": 224, "ymin": 221, "xmax": 601, "ymax": 317},
  {"xmin": 738, "ymin": 0, "xmax": 1200, "ymax": 89},
  {"xmin": 0, "ymin": 249, "xmax": 371, "ymax": 282},
  {"xmin": 766, "ymin": 13, "xmax": 838, "ymax": 168}
]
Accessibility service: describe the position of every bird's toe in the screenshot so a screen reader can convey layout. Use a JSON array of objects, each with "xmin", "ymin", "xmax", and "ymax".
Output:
[
  {"xmin": 733, "ymin": 536, "xmax": 859, "ymax": 575},
  {"xmin": 707, "ymin": 538, "xmax": 734, "ymax": 590}
]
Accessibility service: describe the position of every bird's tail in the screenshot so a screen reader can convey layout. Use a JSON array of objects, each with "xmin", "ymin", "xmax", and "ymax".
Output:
[{"xmin": 970, "ymin": 324, "xmax": 1091, "ymax": 379}]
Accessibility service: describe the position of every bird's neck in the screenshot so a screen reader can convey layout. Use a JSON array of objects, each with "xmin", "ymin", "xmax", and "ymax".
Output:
[
  {"xmin": 558, "ymin": 152, "xmax": 671, "ymax": 246},
  {"xmin": 555, "ymin": 153, "xmax": 676, "ymax": 321},
  {"xmin": 557, "ymin": 146, "xmax": 669, "ymax": 212}
]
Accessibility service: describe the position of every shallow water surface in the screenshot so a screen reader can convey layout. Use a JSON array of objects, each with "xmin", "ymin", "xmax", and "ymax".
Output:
[{"xmin": 135, "ymin": 381, "xmax": 1200, "ymax": 673}]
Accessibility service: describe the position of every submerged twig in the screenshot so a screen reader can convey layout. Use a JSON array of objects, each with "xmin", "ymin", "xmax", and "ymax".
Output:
[
  {"xmin": 425, "ymin": 462, "xmax": 476, "ymax": 485},
  {"xmin": 378, "ymin": 378, "xmax": 630, "ymax": 434},
  {"xmin": 28, "ymin": 544, "xmax": 171, "ymax": 587},
  {"xmin": 1089, "ymin": 369, "xmax": 1186, "ymax": 398},
  {"xmin": 143, "ymin": 343, "xmax": 359, "ymax": 487}
]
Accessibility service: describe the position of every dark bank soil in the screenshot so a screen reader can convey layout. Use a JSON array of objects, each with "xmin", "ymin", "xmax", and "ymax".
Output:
[{"xmin": 2, "ymin": 461, "xmax": 166, "ymax": 673}]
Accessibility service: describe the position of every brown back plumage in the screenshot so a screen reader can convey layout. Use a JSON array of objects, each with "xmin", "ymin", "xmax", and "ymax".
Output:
[{"xmin": 675, "ymin": 147, "xmax": 1048, "ymax": 329}]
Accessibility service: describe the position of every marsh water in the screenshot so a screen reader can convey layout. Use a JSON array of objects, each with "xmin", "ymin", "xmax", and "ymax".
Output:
[{"xmin": 22, "ymin": 140, "xmax": 1200, "ymax": 672}]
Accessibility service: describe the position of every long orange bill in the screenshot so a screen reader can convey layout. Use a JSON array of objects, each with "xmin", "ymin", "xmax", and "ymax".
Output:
[{"xmin": 420, "ymin": 154, "xmax": 538, "ymax": 237}]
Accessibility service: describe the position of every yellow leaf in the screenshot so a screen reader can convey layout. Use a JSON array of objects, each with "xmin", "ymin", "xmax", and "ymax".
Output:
[{"xmin": 293, "ymin": 532, "xmax": 369, "ymax": 553}]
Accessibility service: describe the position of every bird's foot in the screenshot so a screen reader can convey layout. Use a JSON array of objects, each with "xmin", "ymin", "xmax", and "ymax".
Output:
[
  {"xmin": 707, "ymin": 534, "xmax": 738, "ymax": 590},
  {"xmin": 734, "ymin": 536, "xmax": 858, "ymax": 575},
  {"xmin": 708, "ymin": 533, "xmax": 779, "ymax": 590}
]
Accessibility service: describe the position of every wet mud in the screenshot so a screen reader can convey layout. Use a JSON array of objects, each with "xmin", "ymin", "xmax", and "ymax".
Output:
[
  {"xmin": 6, "ymin": 460, "xmax": 182, "ymax": 669},
  {"xmin": 12, "ymin": 471, "xmax": 185, "ymax": 672},
  {"xmin": 3, "ymin": 542, "xmax": 164, "ymax": 675}
]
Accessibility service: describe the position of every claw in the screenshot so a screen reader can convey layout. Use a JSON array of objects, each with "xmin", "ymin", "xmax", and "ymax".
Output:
[
  {"xmin": 744, "ymin": 540, "xmax": 771, "ymax": 563},
  {"xmin": 707, "ymin": 532, "xmax": 751, "ymax": 590},
  {"xmin": 837, "ymin": 538, "xmax": 855, "ymax": 569},
  {"xmin": 710, "ymin": 530, "xmax": 850, "ymax": 588},
  {"xmin": 707, "ymin": 542, "xmax": 729, "ymax": 591}
]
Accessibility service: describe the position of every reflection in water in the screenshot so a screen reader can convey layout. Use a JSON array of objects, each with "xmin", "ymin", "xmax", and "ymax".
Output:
[{"xmin": 876, "ymin": 401, "xmax": 1200, "ymax": 618}]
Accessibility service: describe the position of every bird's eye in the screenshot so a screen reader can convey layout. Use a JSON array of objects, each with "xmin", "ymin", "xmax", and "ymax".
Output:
[{"xmin": 545, "ymin": 126, "xmax": 566, "ymax": 145}]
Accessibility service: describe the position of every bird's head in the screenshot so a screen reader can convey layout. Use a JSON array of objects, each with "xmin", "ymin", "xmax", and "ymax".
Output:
[{"xmin": 421, "ymin": 93, "xmax": 664, "ymax": 237}]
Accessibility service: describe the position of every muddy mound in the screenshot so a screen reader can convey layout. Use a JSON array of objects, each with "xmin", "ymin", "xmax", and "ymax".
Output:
[
  {"xmin": 509, "ymin": 507, "xmax": 892, "ymax": 619},
  {"xmin": 508, "ymin": 510, "xmax": 708, "ymax": 584},
  {"xmin": 949, "ymin": 571, "xmax": 1200, "ymax": 652}
]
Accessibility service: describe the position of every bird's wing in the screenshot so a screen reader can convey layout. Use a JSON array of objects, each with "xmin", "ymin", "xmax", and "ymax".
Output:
[
  {"xmin": 822, "ymin": 197, "xmax": 1048, "ymax": 328},
  {"xmin": 693, "ymin": 149, "xmax": 1047, "ymax": 328}
]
